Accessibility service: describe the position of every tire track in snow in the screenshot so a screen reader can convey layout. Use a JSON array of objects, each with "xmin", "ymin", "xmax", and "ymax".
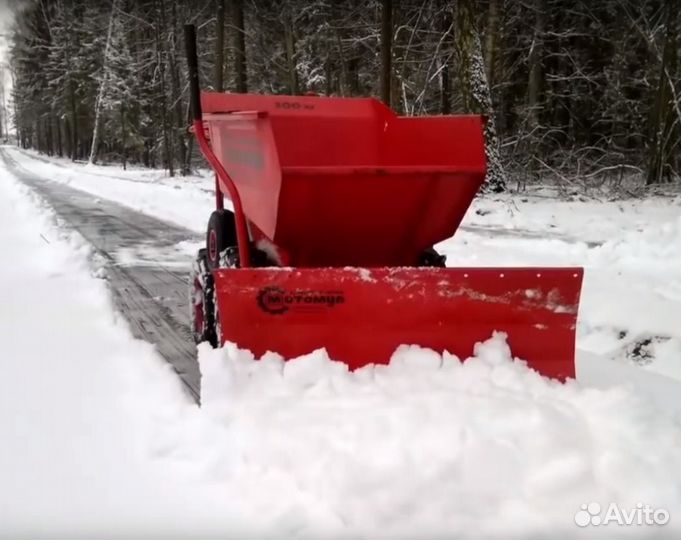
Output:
[
  {"xmin": 0, "ymin": 147, "xmax": 202, "ymax": 401},
  {"xmin": 459, "ymin": 224, "xmax": 603, "ymax": 248}
]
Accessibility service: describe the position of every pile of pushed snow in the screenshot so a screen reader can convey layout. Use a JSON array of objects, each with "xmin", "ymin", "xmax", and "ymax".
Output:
[{"xmin": 199, "ymin": 335, "xmax": 681, "ymax": 539}]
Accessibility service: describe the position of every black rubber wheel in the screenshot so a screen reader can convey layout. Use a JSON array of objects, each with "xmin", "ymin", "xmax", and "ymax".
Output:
[
  {"xmin": 189, "ymin": 248, "xmax": 218, "ymax": 347},
  {"xmin": 418, "ymin": 247, "xmax": 447, "ymax": 267},
  {"xmin": 205, "ymin": 209, "xmax": 236, "ymax": 270},
  {"xmin": 202, "ymin": 274, "xmax": 218, "ymax": 347}
]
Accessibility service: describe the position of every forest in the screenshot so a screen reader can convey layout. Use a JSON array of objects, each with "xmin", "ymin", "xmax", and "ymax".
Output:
[{"xmin": 6, "ymin": 0, "xmax": 680, "ymax": 192}]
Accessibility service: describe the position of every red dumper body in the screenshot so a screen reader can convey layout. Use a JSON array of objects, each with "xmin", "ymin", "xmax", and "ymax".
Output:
[
  {"xmin": 185, "ymin": 25, "xmax": 583, "ymax": 381},
  {"xmin": 201, "ymin": 93, "xmax": 485, "ymax": 267}
]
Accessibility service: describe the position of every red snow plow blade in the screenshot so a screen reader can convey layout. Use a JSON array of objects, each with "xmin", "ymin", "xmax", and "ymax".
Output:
[
  {"xmin": 183, "ymin": 25, "xmax": 584, "ymax": 382},
  {"xmin": 214, "ymin": 267, "xmax": 583, "ymax": 380}
]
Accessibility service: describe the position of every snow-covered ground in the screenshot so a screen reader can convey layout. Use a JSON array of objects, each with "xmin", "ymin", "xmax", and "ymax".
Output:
[
  {"xmin": 0, "ymin": 154, "xmax": 247, "ymax": 538},
  {"xmin": 2, "ymin": 146, "xmax": 215, "ymax": 232},
  {"xmin": 1, "ymin": 146, "xmax": 681, "ymax": 538}
]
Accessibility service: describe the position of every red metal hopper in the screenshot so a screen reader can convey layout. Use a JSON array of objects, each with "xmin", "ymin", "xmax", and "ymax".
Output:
[{"xmin": 185, "ymin": 25, "xmax": 583, "ymax": 381}]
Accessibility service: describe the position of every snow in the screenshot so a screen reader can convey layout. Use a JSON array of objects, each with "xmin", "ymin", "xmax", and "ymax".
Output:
[
  {"xmin": 200, "ymin": 338, "xmax": 681, "ymax": 539},
  {"xmin": 1, "ymin": 146, "xmax": 681, "ymax": 538},
  {"xmin": 2, "ymin": 146, "xmax": 215, "ymax": 232}
]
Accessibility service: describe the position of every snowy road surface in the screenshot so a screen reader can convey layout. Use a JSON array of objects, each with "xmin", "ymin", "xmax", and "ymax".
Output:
[
  {"xmin": 0, "ymin": 147, "xmax": 202, "ymax": 399},
  {"xmin": 1, "ymin": 145, "xmax": 681, "ymax": 538}
]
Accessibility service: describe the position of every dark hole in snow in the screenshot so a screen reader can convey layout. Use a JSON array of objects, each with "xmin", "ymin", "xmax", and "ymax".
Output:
[
  {"xmin": 628, "ymin": 338, "xmax": 653, "ymax": 363},
  {"xmin": 625, "ymin": 335, "xmax": 670, "ymax": 366}
]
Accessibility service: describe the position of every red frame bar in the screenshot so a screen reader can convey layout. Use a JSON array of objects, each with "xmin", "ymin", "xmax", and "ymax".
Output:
[
  {"xmin": 214, "ymin": 174, "xmax": 224, "ymax": 210},
  {"xmin": 192, "ymin": 119, "xmax": 251, "ymax": 267}
]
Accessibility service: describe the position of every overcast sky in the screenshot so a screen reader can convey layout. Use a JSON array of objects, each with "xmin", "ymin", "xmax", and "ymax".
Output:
[
  {"xmin": 0, "ymin": 0, "xmax": 16, "ymax": 41},
  {"xmin": 0, "ymin": 0, "xmax": 15, "ymax": 63}
]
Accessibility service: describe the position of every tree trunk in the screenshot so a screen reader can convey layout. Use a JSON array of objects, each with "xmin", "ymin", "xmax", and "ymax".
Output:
[
  {"xmin": 0, "ymin": 75, "xmax": 5, "ymax": 139},
  {"xmin": 324, "ymin": 56, "xmax": 333, "ymax": 96},
  {"xmin": 525, "ymin": 0, "xmax": 546, "ymax": 181},
  {"xmin": 335, "ymin": 29, "xmax": 348, "ymax": 97},
  {"xmin": 332, "ymin": 0, "xmax": 348, "ymax": 97},
  {"xmin": 184, "ymin": 104, "xmax": 194, "ymax": 174},
  {"xmin": 34, "ymin": 121, "xmax": 40, "ymax": 152},
  {"xmin": 527, "ymin": 0, "xmax": 545, "ymax": 130},
  {"xmin": 647, "ymin": 0, "xmax": 679, "ymax": 185},
  {"xmin": 55, "ymin": 114, "xmax": 63, "ymax": 158},
  {"xmin": 88, "ymin": 0, "xmax": 118, "ymax": 164},
  {"xmin": 166, "ymin": 1, "xmax": 188, "ymax": 175},
  {"xmin": 155, "ymin": 0, "xmax": 174, "ymax": 176},
  {"xmin": 214, "ymin": 0, "xmax": 225, "ymax": 91},
  {"xmin": 64, "ymin": 119, "xmax": 72, "ymax": 159},
  {"xmin": 232, "ymin": 0, "xmax": 247, "ymax": 93},
  {"xmin": 380, "ymin": 0, "xmax": 393, "ymax": 105},
  {"xmin": 484, "ymin": 0, "xmax": 500, "ymax": 89},
  {"xmin": 440, "ymin": 4, "xmax": 453, "ymax": 114},
  {"xmin": 456, "ymin": 0, "xmax": 506, "ymax": 192},
  {"xmin": 120, "ymin": 103, "xmax": 127, "ymax": 170},
  {"xmin": 45, "ymin": 116, "xmax": 53, "ymax": 156},
  {"xmin": 69, "ymin": 79, "xmax": 78, "ymax": 161},
  {"xmin": 347, "ymin": 57, "xmax": 360, "ymax": 96},
  {"xmin": 284, "ymin": 10, "xmax": 299, "ymax": 94}
]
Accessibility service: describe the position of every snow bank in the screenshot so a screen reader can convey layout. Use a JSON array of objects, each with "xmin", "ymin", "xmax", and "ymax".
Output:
[
  {"xmin": 199, "ymin": 336, "xmax": 681, "ymax": 539},
  {"xmin": 0, "ymin": 155, "xmax": 247, "ymax": 538}
]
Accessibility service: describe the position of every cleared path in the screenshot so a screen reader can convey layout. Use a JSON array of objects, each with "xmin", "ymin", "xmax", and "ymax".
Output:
[{"xmin": 1, "ymin": 147, "xmax": 202, "ymax": 401}]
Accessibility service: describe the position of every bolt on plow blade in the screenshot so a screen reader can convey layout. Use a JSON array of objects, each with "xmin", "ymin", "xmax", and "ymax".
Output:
[{"xmin": 213, "ymin": 267, "xmax": 583, "ymax": 381}]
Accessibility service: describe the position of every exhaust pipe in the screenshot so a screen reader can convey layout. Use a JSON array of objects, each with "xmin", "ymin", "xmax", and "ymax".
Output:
[{"xmin": 184, "ymin": 24, "xmax": 202, "ymax": 122}]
